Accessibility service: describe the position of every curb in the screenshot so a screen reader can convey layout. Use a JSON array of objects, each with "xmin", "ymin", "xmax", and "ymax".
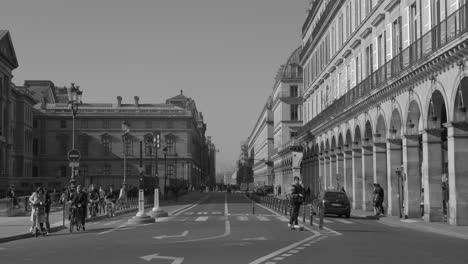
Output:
[{"xmin": 378, "ymin": 218, "xmax": 468, "ymax": 240}]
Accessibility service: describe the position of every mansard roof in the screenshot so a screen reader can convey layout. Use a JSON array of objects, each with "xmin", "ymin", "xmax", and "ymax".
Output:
[{"xmin": 0, "ymin": 30, "xmax": 19, "ymax": 69}]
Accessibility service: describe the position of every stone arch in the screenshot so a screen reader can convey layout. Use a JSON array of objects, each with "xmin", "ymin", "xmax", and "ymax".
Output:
[
  {"xmin": 345, "ymin": 129, "xmax": 352, "ymax": 147},
  {"xmin": 325, "ymin": 138, "xmax": 330, "ymax": 152},
  {"xmin": 389, "ymin": 108, "xmax": 403, "ymax": 138},
  {"xmin": 375, "ymin": 114, "xmax": 387, "ymax": 141},
  {"xmin": 406, "ymin": 100, "xmax": 421, "ymax": 135},
  {"xmin": 320, "ymin": 141, "xmax": 325, "ymax": 154},
  {"xmin": 364, "ymin": 120, "xmax": 373, "ymax": 143},
  {"xmin": 338, "ymin": 133, "xmax": 344, "ymax": 148},
  {"xmin": 427, "ymin": 89, "xmax": 449, "ymax": 129},
  {"xmin": 331, "ymin": 136, "xmax": 337, "ymax": 151},
  {"xmin": 354, "ymin": 125, "xmax": 362, "ymax": 146},
  {"xmin": 452, "ymin": 77, "xmax": 468, "ymax": 122},
  {"xmin": 424, "ymin": 81, "xmax": 451, "ymax": 125}
]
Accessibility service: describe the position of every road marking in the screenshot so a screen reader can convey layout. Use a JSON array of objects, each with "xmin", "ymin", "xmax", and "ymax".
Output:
[
  {"xmin": 97, "ymin": 223, "xmax": 128, "ymax": 235},
  {"xmin": 237, "ymin": 216, "xmax": 248, "ymax": 221},
  {"xmin": 103, "ymin": 220, "xmax": 119, "ymax": 226},
  {"xmin": 212, "ymin": 211, "xmax": 222, "ymax": 215},
  {"xmin": 242, "ymin": 237, "xmax": 266, "ymax": 241},
  {"xmin": 140, "ymin": 253, "xmax": 184, "ymax": 264},
  {"xmin": 173, "ymin": 196, "xmax": 208, "ymax": 216},
  {"xmin": 334, "ymin": 219, "xmax": 353, "ymax": 224},
  {"xmin": 281, "ymin": 254, "xmax": 292, "ymax": 257},
  {"xmin": 288, "ymin": 250, "xmax": 299, "ymax": 253},
  {"xmin": 176, "ymin": 217, "xmax": 188, "ymax": 222},
  {"xmin": 156, "ymin": 217, "xmax": 174, "ymax": 222},
  {"xmin": 195, "ymin": 216, "xmax": 208, "ymax": 221},
  {"xmin": 303, "ymin": 244, "xmax": 312, "ymax": 246},
  {"xmin": 0, "ymin": 248, "xmax": 6, "ymax": 250},
  {"xmin": 323, "ymin": 219, "xmax": 333, "ymax": 223},
  {"xmin": 296, "ymin": 247, "xmax": 305, "ymax": 250},
  {"xmin": 272, "ymin": 257, "xmax": 284, "ymax": 261},
  {"xmin": 401, "ymin": 219, "xmax": 419, "ymax": 223},
  {"xmin": 264, "ymin": 262, "xmax": 276, "ymax": 264},
  {"xmin": 256, "ymin": 216, "xmax": 270, "ymax": 221},
  {"xmin": 154, "ymin": 230, "xmax": 189, "ymax": 239},
  {"xmin": 175, "ymin": 193, "xmax": 231, "ymax": 243},
  {"xmin": 184, "ymin": 212, "xmax": 194, "ymax": 215},
  {"xmin": 197, "ymin": 212, "xmax": 203, "ymax": 215}
]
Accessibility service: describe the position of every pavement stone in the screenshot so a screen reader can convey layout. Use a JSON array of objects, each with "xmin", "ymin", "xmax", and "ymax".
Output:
[{"xmin": 0, "ymin": 191, "xmax": 207, "ymax": 243}]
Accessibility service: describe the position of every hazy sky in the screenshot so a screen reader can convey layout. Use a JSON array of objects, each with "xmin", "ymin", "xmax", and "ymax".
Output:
[{"xmin": 1, "ymin": 0, "xmax": 308, "ymax": 173}]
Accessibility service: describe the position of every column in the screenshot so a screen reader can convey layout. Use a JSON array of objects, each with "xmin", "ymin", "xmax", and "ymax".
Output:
[
  {"xmin": 362, "ymin": 146, "xmax": 374, "ymax": 211},
  {"xmin": 319, "ymin": 155, "xmax": 325, "ymax": 192},
  {"xmin": 387, "ymin": 139, "xmax": 403, "ymax": 217},
  {"xmin": 352, "ymin": 148, "xmax": 363, "ymax": 209},
  {"xmin": 421, "ymin": 130, "xmax": 444, "ymax": 222},
  {"xmin": 314, "ymin": 155, "xmax": 320, "ymax": 196},
  {"xmin": 336, "ymin": 151, "xmax": 344, "ymax": 190},
  {"xmin": 330, "ymin": 153, "xmax": 337, "ymax": 188},
  {"xmin": 446, "ymin": 123, "xmax": 468, "ymax": 225},
  {"xmin": 402, "ymin": 135, "xmax": 422, "ymax": 219},
  {"xmin": 325, "ymin": 155, "xmax": 330, "ymax": 188},
  {"xmin": 373, "ymin": 142, "xmax": 388, "ymax": 214},
  {"xmin": 344, "ymin": 150, "xmax": 353, "ymax": 203}
]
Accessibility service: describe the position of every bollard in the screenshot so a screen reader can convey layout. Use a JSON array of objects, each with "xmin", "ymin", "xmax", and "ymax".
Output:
[
  {"xmin": 302, "ymin": 204, "xmax": 306, "ymax": 223},
  {"xmin": 252, "ymin": 200, "xmax": 255, "ymax": 215},
  {"xmin": 310, "ymin": 204, "xmax": 314, "ymax": 226},
  {"xmin": 149, "ymin": 188, "xmax": 168, "ymax": 218},
  {"xmin": 318, "ymin": 203, "xmax": 324, "ymax": 230},
  {"xmin": 128, "ymin": 189, "xmax": 153, "ymax": 224}
]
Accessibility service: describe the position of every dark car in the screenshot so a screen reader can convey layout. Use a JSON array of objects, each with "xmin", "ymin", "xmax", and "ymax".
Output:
[{"xmin": 312, "ymin": 190, "xmax": 351, "ymax": 218}]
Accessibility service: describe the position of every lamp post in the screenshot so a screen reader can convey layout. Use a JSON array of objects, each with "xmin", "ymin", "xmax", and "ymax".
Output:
[
  {"xmin": 150, "ymin": 131, "xmax": 167, "ymax": 218},
  {"xmin": 163, "ymin": 146, "xmax": 168, "ymax": 200},
  {"xmin": 121, "ymin": 121, "xmax": 131, "ymax": 186},
  {"xmin": 67, "ymin": 83, "xmax": 82, "ymax": 189}
]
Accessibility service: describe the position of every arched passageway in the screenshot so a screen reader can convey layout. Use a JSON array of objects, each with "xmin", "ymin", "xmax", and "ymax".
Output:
[
  {"xmin": 374, "ymin": 114, "xmax": 388, "ymax": 213},
  {"xmin": 362, "ymin": 121, "xmax": 374, "ymax": 210},
  {"xmin": 353, "ymin": 125, "xmax": 363, "ymax": 209},
  {"xmin": 330, "ymin": 136, "xmax": 337, "ymax": 188},
  {"xmin": 388, "ymin": 109, "xmax": 403, "ymax": 217}
]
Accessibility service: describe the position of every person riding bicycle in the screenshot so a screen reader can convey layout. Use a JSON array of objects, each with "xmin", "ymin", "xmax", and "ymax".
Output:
[
  {"xmin": 105, "ymin": 186, "xmax": 117, "ymax": 217},
  {"xmin": 71, "ymin": 185, "xmax": 88, "ymax": 231},
  {"xmin": 88, "ymin": 185, "xmax": 100, "ymax": 217}
]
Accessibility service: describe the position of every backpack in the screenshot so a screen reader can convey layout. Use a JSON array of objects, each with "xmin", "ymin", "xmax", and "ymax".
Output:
[{"xmin": 291, "ymin": 184, "xmax": 304, "ymax": 203}]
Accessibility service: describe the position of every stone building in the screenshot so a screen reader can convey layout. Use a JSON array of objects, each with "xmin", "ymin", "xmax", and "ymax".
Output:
[
  {"xmin": 270, "ymin": 47, "xmax": 304, "ymax": 193},
  {"xmin": 26, "ymin": 83, "xmax": 214, "ymax": 192},
  {"xmin": 298, "ymin": 0, "xmax": 468, "ymax": 225}
]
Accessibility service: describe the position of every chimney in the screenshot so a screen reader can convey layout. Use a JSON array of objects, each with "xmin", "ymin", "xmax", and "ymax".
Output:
[
  {"xmin": 134, "ymin": 96, "xmax": 139, "ymax": 107},
  {"xmin": 117, "ymin": 96, "xmax": 122, "ymax": 107}
]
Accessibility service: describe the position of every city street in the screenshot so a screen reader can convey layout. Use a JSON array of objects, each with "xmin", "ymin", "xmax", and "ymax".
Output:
[{"xmin": 1, "ymin": 192, "xmax": 467, "ymax": 264}]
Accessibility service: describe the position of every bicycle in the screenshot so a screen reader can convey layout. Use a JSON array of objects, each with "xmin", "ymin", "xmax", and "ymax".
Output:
[{"xmin": 69, "ymin": 205, "xmax": 83, "ymax": 233}]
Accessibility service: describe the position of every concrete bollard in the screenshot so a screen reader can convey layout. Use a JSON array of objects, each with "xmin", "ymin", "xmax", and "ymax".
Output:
[
  {"xmin": 310, "ymin": 204, "xmax": 313, "ymax": 226},
  {"xmin": 149, "ymin": 188, "xmax": 168, "ymax": 219},
  {"xmin": 252, "ymin": 200, "xmax": 255, "ymax": 215},
  {"xmin": 128, "ymin": 189, "xmax": 153, "ymax": 224}
]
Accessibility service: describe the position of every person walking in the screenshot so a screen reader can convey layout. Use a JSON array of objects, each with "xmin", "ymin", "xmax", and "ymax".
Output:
[
  {"xmin": 44, "ymin": 188, "xmax": 52, "ymax": 233},
  {"xmin": 72, "ymin": 185, "xmax": 88, "ymax": 231},
  {"xmin": 288, "ymin": 176, "xmax": 304, "ymax": 229},
  {"xmin": 7, "ymin": 185, "xmax": 19, "ymax": 209},
  {"xmin": 98, "ymin": 186, "xmax": 106, "ymax": 214},
  {"xmin": 118, "ymin": 184, "xmax": 128, "ymax": 210},
  {"xmin": 373, "ymin": 183, "xmax": 385, "ymax": 216},
  {"xmin": 28, "ymin": 187, "xmax": 47, "ymax": 234}
]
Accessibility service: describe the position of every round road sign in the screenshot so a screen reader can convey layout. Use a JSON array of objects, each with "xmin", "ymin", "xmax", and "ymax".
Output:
[{"xmin": 67, "ymin": 149, "xmax": 81, "ymax": 162}]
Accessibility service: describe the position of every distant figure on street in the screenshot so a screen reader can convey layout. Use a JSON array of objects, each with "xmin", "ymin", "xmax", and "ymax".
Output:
[
  {"xmin": 288, "ymin": 176, "xmax": 304, "ymax": 229},
  {"xmin": 373, "ymin": 183, "xmax": 385, "ymax": 216},
  {"xmin": 7, "ymin": 185, "xmax": 19, "ymax": 208},
  {"xmin": 278, "ymin": 185, "xmax": 282, "ymax": 196},
  {"xmin": 305, "ymin": 187, "xmax": 311, "ymax": 202},
  {"xmin": 44, "ymin": 188, "xmax": 52, "ymax": 232},
  {"xmin": 118, "ymin": 184, "xmax": 128, "ymax": 210},
  {"xmin": 420, "ymin": 188, "xmax": 425, "ymax": 218},
  {"xmin": 72, "ymin": 185, "xmax": 88, "ymax": 231}
]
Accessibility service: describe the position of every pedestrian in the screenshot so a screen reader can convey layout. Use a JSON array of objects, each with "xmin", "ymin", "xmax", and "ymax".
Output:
[
  {"xmin": 28, "ymin": 187, "xmax": 46, "ymax": 234},
  {"xmin": 373, "ymin": 183, "xmax": 385, "ymax": 216},
  {"xmin": 72, "ymin": 185, "xmax": 88, "ymax": 231},
  {"xmin": 99, "ymin": 186, "xmax": 106, "ymax": 214},
  {"xmin": 105, "ymin": 186, "xmax": 116, "ymax": 217},
  {"xmin": 442, "ymin": 180, "xmax": 449, "ymax": 219},
  {"xmin": 118, "ymin": 184, "xmax": 128, "ymax": 210},
  {"xmin": 288, "ymin": 176, "xmax": 304, "ymax": 229},
  {"xmin": 306, "ymin": 186, "xmax": 311, "ymax": 202},
  {"xmin": 420, "ymin": 188, "xmax": 424, "ymax": 218},
  {"xmin": 7, "ymin": 185, "xmax": 19, "ymax": 208},
  {"xmin": 278, "ymin": 185, "xmax": 282, "ymax": 196},
  {"xmin": 44, "ymin": 188, "xmax": 52, "ymax": 233}
]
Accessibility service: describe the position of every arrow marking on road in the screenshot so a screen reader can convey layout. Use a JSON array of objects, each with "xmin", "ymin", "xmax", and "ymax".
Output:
[
  {"xmin": 140, "ymin": 253, "xmax": 184, "ymax": 264},
  {"xmin": 154, "ymin": 230, "xmax": 189, "ymax": 239},
  {"xmin": 242, "ymin": 237, "xmax": 266, "ymax": 241}
]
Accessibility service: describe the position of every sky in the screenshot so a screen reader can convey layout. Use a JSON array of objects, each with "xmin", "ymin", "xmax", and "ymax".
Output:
[{"xmin": 0, "ymin": 0, "xmax": 309, "ymax": 173}]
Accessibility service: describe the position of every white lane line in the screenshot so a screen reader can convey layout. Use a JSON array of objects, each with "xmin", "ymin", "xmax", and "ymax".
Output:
[
  {"xmin": 237, "ymin": 216, "xmax": 248, "ymax": 221},
  {"xmin": 256, "ymin": 216, "xmax": 270, "ymax": 221},
  {"xmin": 281, "ymin": 254, "xmax": 292, "ymax": 257},
  {"xmin": 155, "ymin": 217, "xmax": 174, "ymax": 222},
  {"xmin": 272, "ymin": 257, "xmax": 284, "ymax": 261},
  {"xmin": 288, "ymin": 250, "xmax": 299, "ymax": 253},
  {"xmin": 197, "ymin": 212, "xmax": 203, "ymax": 215},
  {"xmin": 97, "ymin": 223, "xmax": 128, "ymax": 235},
  {"xmin": 296, "ymin": 247, "xmax": 305, "ymax": 250},
  {"xmin": 276, "ymin": 216, "xmax": 289, "ymax": 222},
  {"xmin": 212, "ymin": 211, "xmax": 222, "ymax": 215},
  {"xmin": 323, "ymin": 219, "xmax": 333, "ymax": 224},
  {"xmin": 334, "ymin": 219, "xmax": 353, "ymax": 224},
  {"xmin": 175, "ymin": 193, "xmax": 231, "ymax": 243},
  {"xmin": 184, "ymin": 212, "xmax": 194, "ymax": 215},
  {"xmin": 173, "ymin": 196, "xmax": 208, "ymax": 216},
  {"xmin": 195, "ymin": 216, "xmax": 208, "ymax": 221}
]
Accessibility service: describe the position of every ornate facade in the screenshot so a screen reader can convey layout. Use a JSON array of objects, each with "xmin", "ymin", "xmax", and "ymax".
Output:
[{"xmin": 299, "ymin": 0, "xmax": 468, "ymax": 225}]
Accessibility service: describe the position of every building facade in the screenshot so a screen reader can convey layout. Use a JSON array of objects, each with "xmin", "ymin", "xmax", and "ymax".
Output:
[
  {"xmin": 299, "ymin": 0, "xmax": 468, "ymax": 225},
  {"xmin": 21, "ymin": 83, "xmax": 215, "ymax": 193},
  {"xmin": 271, "ymin": 47, "xmax": 304, "ymax": 193}
]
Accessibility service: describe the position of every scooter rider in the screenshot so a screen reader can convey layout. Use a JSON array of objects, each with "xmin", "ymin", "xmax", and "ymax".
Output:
[{"xmin": 72, "ymin": 185, "xmax": 88, "ymax": 231}]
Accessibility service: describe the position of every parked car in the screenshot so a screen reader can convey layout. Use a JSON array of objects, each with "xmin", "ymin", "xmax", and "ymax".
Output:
[{"xmin": 312, "ymin": 190, "xmax": 351, "ymax": 218}]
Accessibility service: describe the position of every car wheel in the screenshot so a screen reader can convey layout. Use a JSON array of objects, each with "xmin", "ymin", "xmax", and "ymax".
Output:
[{"xmin": 346, "ymin": 214, "xmax": 350, "ymax": 218}]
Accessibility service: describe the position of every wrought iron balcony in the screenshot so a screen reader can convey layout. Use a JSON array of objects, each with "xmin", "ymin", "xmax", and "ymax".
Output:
[{"xmin": 299, "ymin": 4, "xmax": 468, "ymax": 137}]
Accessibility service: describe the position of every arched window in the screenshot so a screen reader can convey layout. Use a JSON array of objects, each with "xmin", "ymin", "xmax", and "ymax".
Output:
[
  {"xmin": 79, "ymin": 134, "xmax": 89, "ymax": 156},
  {"xmin": 144, "ymin": 134, "xmax": 154, "ymax": 156},
  {"xmin": 101, "ymin": 134, "xmax": 111, "ymax": 155}
]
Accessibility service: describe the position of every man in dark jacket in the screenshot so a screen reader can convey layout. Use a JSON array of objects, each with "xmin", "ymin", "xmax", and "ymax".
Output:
[
  {"xmin": 289, "ymin": 176, "xmax": 304, "ymax": 228},
  {"xmin": 44, "ymin": 188, "xmax": 52, "ymax": 233},
  {"xmin": 373, "ymin": 183, "xmax": 385, "ymax": 216},
  {"xmin": 72, "ymin": 185, "xmax": 88, "ymax": 230}
]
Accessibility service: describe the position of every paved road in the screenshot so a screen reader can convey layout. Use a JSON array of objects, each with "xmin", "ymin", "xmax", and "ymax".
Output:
[{"xmin": 1, "ymin": 192, "xmax": 467, "ymax": 264}]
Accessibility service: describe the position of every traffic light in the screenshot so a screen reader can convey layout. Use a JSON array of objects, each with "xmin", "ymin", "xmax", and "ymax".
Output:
[{"xmin": 155, "ymin": 131, "xmax": 161, "ymax": 149}]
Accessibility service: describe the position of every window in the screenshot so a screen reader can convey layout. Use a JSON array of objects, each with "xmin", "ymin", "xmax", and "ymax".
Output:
[
  {"xmin": 104, "ymin": 164, "xmax": 111, "ymax": 176},
  {"xmin": 145, "ymin": 164, "xmax": 152, "ymax": 176},
  {"xmin": 57, "ymin": 134, "xmax": 68, "ymax": 155},
  {"xmin": 410, "ymin": 3, "xmax": 419, "ymax": 43},
  {"xmin": 365, "ymin": 44, "xmax": 373, "ymax": 77},
  {"xmin": 80, "ymin": 165, "xmax": 88, "ymax": 178},
  {"xmin": 378, "ymin": 34, "xmax": 384, "ymax": 67},
  {"xmin": 290, "ymin": 131, "xmax": 298, "ymax": 139},
  {"xmin": 290, "ymin": 104, "xmax": 299, "ymax": 121},
  {"xmin": 60, "ymin": 120, "xmax": 67, "ymax": 128},
  {"xmin": 392, "ymin": 17, "xmax": 402, "ymax": 54},
  {"xmin": 145, "ymin": 120, "xmax": 152, "ymax": 129},
  {"xmin": 355, "ymin": 0, "xmax": 361, "ymax": 27},
  {"xmin": 167, "ymin": 165, "xmax": 174, "ymax": 179},
  {"xmin": 290, "ymin": 85, "xmax": 298, "ymax": 97},
  {"xmin": 102, "ymin": 119, "xmax": 109, "ymax": 129},
  {"xmin": 144, "ymin": 134, "xmax": 154, "ymax": 156},
  {"xmin": 33, "ymin": 166, "xmax": 39, "ymax": 178},
  {"xmin": 79, "ymin": 134, "xmax": 89, "ymax": 156},
  {"xmin": 166, "ymin": 136, "xmax": 175, "ymax": 153},
  {"xmin": 124, "ymin": 137, "xmax": 133, "ymax": 156},
  {"xmin": 81, "ymin": 119, "xmax": 88, "ymax": 129},
  {"xmin": 101, "ymin": 134, "xmax": 111, "ymax": 155},
  {"xmin": 125, "ymin": 164, "xmax": 131, "ymax": 176},
  {"xmin": 33, "ymin": 138, "xmax": 38, "ymax": 156}
]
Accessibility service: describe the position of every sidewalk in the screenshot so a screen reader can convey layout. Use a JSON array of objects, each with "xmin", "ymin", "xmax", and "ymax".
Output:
[
  {"xmin": 352, "ymin": 209, "xmax": 468, "ymax": 240},
  {"xmin": 0, "ymin": 191, "xmax": 207, "ymax": 243}
]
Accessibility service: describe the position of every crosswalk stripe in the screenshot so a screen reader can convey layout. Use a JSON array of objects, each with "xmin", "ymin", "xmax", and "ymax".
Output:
[
  {"xmin": 334, "ymin": 219, "xmax": 353, "ymax": 224},
  {"xmin": 212, "ymin": 212, "xmax": 222, "ymax": 215},
  {"xmin": 195, "ymin": 216, "xmax": 208, "ymax": 221},
  {"xmin": 237, "ymin": 216, "xmax": 248, "ymax": 221},
  {"xmin": 256, "ymin": 216, "xmax": 270, "ymax": 221}
]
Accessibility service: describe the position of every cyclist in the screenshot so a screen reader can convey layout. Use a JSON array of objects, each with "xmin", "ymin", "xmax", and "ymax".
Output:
[{"xmin": 88, "ymin": 185, "xmax": 100, "ymax": 217}]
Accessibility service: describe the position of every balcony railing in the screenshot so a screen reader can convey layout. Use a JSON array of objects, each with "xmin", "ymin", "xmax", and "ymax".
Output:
[{"xmin": 299, "ymin": 4, "xmax": 468, "ymax": 136}]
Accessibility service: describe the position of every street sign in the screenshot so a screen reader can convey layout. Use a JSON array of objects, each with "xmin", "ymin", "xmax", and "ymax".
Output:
[
  {"xmin": 69, "ymin": 162, "xmax": 80, "ymax": 167},
  {"xmin": 67, "ymin": 149, "xmax": 81, "ymax": 162}
]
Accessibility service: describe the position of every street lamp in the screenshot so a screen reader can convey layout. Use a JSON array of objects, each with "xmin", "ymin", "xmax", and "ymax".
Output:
[
  {"xmin": 152, "ymin": 132, "xmax": 160, "ymax": 188},
  {"xmin": 121, "ymin": 121, "xmax": 131, "ymax": 186},
  {"xmin": 163, "ymin": 146, "xmax": 168, "ymax": 199},
  {"xmin": 67, "ymin": 83, "xmax": 82, "ymax": 189}
]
